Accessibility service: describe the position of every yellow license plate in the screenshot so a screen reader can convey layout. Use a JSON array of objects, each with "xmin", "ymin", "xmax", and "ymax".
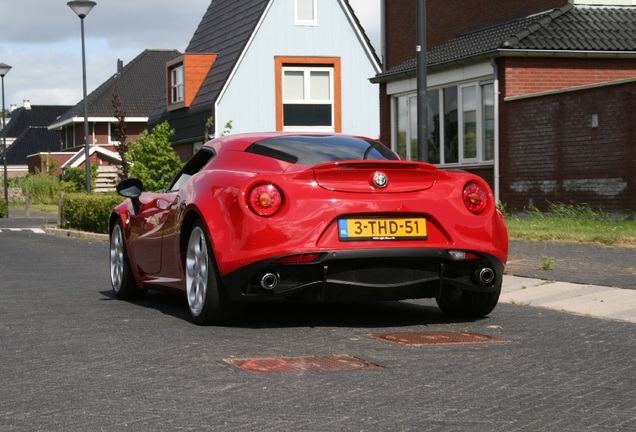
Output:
[{"xmin": 338, "ymin": 218, "xmax": 427, "ymax": 241}]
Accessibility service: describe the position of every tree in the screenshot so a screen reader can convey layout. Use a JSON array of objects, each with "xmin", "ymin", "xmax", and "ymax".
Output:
[
  {"xmin": 204, "ymin": 116, "xmax": 233, "ymax": 142},
  {"xmin": 111, "ymin": 89, "xmax": 129, "ymax": 180},
  {"xmin": 124, "ymin": 121, "xmax": 183, "ymax": 192}
]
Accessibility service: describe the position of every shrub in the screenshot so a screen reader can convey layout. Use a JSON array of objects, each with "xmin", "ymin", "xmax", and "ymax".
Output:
[
  {"xmin": 60, "ymin": 192, "xmax": 124, "ymax": 234},
  {"xmin": 125, "ymin": 121, "xmax": 183, "ymax": 192},
  {"xmin": 0, "ymin": 198, "xmax": 7, "ymax": 218},
  {"xmin": 17, "ymin": 172, "xmax": 61, "ymax": 205},
  {"xmin": 61, "ymin": 165, "xmax": 98, "ymax": 193}
]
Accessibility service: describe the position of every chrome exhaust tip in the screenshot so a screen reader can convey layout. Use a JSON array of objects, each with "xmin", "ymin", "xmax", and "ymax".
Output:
[
  {"xmin": 260, "ymin": 272, "xmax": 279, "ymax": 290},
  {"xmin": 477, "ymin": 267, "xmax": 495, "ymax": 285}
]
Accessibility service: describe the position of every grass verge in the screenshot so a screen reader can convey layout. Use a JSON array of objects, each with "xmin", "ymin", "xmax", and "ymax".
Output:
[{"xmin": 505, "ymin": 203, "xmax": 636, "ymax": 247}]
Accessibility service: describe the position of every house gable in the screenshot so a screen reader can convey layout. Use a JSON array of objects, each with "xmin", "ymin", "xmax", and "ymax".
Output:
[
  {"xmin": 214, "ymin": 0, "xmax": 381, "ymax": 136},
  {"xmin": 151, "ymin": 0, "xmax": 381, "ymax": 144},
  {"xmin": 184, "ymin": 0, "xmax": 272, "ymax": 111}
]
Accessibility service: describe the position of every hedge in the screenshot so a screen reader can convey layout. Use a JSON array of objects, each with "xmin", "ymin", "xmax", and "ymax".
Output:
[
  {"xmin": 0, "ymin": 199, "xmax": 7, "ymax": 218},
  {"xmin": 60, "ymin": 192, "xmax": 125, "ymax": 234}
]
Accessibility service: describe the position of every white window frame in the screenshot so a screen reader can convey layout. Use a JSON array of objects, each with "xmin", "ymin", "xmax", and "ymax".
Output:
[
  {"xmin": 295, "ymin": 0, "xmax": 317, "ymax": 26},
  {"xmin": 282, "ymin": 66, "xmax": 334, "ymax": 132},
  {"xmin": 458, "ymin": 82, "xmax": 479, "ymax": 164},
  {"xmin": 392, "ymin": 80, "xmax": 495, "ymax": 167},
  {"xmin": 171, "ymin": 65, "xmax": 184, "ymax": 104},
  {"xmin": 108, "ymin": 123, "xmax": 119, "ymax": 145}
]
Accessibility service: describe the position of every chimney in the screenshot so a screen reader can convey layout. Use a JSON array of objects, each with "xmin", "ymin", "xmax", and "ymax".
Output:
[
  {"xmin": 117, "ymin": 59, "xmax": 124, "ymax": 74},
  {"xmin": 23, "ymin": 100, "xmax": 31, "ymax": 110},
  {"xmin": 10, "ymin": 104, "xmax": 17, "ymax": 112}
]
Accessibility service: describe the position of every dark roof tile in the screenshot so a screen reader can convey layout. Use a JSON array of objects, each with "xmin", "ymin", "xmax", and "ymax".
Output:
[
  {"xmin": 378, "ymin": 5, "xmax": 636, "ymax": 80},
  {"xmin": 185, "ymin": 0, "xmax": 270, "ymax": 110},
  {"xmin": 55, "ymin": 49, "xmax": 181, "ymax": 125},
  {"xmin": 4, "ymin": 127, "xmax": 62, "ymax": 164},
  {"xmin": 1, "ymin": 105, "xmax": 71, "ymax": 139}
]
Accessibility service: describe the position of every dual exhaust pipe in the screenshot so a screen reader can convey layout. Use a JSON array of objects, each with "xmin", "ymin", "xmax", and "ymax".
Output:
[{"xmin": 260, "ymin": 268, "xmax": 494, "ymax": 290}]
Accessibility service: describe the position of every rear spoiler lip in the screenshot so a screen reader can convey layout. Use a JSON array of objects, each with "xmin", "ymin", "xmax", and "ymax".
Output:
[{"xmin": 312, "ymin": 160, "xmax": 437, "ymax": 171}]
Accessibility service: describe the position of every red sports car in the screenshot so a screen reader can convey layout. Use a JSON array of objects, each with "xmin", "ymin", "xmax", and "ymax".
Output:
[{"xmin": 109, "ymin": 133, "xmax": 508, "ymax": 325}]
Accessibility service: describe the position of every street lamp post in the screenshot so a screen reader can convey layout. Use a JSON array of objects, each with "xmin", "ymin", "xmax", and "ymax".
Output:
[
  {"xmin": 68, "ymin": 1, "xmax": 96, "ymax": 193},
  {"xmin": 0, "ymin": 62, "xmax": 11, "ymax": 215}
]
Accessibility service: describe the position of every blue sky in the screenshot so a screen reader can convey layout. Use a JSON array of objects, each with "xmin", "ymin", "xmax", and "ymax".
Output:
[{"xmin": 0, "ymin": 0, "xmax": 380, "ymax": 108}]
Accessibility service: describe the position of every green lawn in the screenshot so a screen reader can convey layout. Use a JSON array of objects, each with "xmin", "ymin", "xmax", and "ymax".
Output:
[
  {"xmin": 10, "ymin": 202, "xmax": 58, "ymax": 213},
  {"xmin": 505, "ymin": 204, "xmax": 636, "ymax": 246}
]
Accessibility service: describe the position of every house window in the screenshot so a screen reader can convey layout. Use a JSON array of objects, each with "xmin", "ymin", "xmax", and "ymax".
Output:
[
  {"xmin": 108, "ymin": 123, "xmax": 119, "ymax": 144},
  {"xmin": 275, "ymin": 57, "xmax": 341, "ymax": 132},
  {"xmin": 396, "ymin": 90, "xmax": 439, "ymax": 162},
  {"xmin": 482, "ymin": 83, "xmax": 495, "ymax": 161},
  {"xmin": 283, "ymin": 67, "xmax": 333, "ymax": 130},
  {"xmin": 295, "ymin": 0, "xmax": 317, "ymax": 25},
  {"xmin": 460, "ymin": 84, "xmax": 477, "ymax": 161},
  {"xmin": 170, "ymin": 65, "xmax": 184, "ymax": 104},
  {"xmin": 443, "ymin": 86, "xmax": 459, "ymax": 164},
  {"xmin": 393, "ymin": 81, "xmax": 494, "ymax": 166}
]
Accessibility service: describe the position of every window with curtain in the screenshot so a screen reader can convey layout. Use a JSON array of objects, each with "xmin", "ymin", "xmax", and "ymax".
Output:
[{"xmin": 283, "ymin": 66, "xmax": 334, "ymax": 130}]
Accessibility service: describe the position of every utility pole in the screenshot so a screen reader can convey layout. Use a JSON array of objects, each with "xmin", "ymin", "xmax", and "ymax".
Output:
[{"xmin": 416, "ymin": 0, "xmax": 428, "ymax": 162}]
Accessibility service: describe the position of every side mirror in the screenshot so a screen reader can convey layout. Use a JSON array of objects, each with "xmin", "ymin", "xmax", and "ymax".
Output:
[{"xmin": 116, "ymin": 178, "xmax": 143, "ymax": 198}]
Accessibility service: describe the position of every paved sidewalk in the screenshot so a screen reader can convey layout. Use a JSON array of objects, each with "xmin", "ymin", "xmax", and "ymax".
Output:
[
  {"xmin": 502, "ymin": 239, "xmax": 636, "ymax": 324},
  {"xmin": 501, "ymin": 275, "xmax": 636, "ymax": 323}
]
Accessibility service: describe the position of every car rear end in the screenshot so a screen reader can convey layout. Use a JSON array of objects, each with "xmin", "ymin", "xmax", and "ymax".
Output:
[{"xmin": 209, "ymin": 134, "xmax": 508, "ymax": 315}]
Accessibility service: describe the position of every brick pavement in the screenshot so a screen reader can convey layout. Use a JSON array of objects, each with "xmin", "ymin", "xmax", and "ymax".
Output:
[{"xmin": 1, "ymin": 222, "xmax": 635, "ymax": 431}]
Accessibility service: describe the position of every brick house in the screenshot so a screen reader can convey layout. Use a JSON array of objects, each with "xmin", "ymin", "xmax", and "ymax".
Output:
[
  {"xmin": 372, "ymin": 0, "xmax": 635, "ymax": 212},
  {"xmin": 0, "ymin": 102, "xmax": 71, "ymax": 177},
  {"xmin": 43, "ymin": 49, "xmax": 180, "ymax": 186},
  {"xmin": 149, "ymin": 0, "xmax": 381, "ymax": 160}
]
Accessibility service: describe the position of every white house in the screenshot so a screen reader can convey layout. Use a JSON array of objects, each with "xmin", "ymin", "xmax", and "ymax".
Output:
[{"xmin": 149, "ymin": 0, "xmax": 382, "ymax": 159}]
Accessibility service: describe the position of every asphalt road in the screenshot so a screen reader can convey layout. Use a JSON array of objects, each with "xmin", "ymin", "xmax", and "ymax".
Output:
[{"xmin": 1, "ymin": 226, "xmax": 635, "ymax": 431}]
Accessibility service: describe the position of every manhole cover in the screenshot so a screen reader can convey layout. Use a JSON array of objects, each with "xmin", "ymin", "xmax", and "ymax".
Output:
[
  {"xmin": 369, "ymin": 331, "xmax": 508, "ymax": 346},
  {"xmin": 225, "ymin": 355, "xmax": 380, "ymax": 374}
]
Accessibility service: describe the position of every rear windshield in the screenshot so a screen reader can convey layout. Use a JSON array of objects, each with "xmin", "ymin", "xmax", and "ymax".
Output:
[{"xmin": 245, "ymin": 135, "xmax": 399, "ymax": 165}]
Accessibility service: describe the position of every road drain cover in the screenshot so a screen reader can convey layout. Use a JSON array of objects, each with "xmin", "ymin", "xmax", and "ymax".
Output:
[
  {"xmin": 369, "ymin": 331, "xmax": 508, "ymax": 346},
  {"xmin": 225, "ymin": 355, "xmax": 380, "ymax": 374}
]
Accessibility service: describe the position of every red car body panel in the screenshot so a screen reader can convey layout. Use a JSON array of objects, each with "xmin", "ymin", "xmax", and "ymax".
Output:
[{"xmin": 111, "ymin": 132, "xmax": 508, "ymax": 306}]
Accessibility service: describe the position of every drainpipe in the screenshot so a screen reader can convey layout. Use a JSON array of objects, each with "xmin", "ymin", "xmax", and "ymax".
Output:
[{"xmin": 491, "ymin": 58, "xmax": 500, "ymax": 205}]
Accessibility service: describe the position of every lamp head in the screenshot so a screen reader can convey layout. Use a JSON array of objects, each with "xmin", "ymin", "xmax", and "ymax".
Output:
[
  {"xmin": 67, "ymin": 1, "xmax": 96, "ymax": 19},
  {"xmin": 0, "ymin": 63, "xmax": 11, "ymax": 78}
]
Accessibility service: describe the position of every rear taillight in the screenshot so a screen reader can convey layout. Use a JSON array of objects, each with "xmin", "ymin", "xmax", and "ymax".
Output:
[
  {"xmin": 248, "ymin": 184, "xmax": 282, "ymax": 216},
  {"xmin": 463, "ymin": 182, "xmax": 488, "ymax": 214}
]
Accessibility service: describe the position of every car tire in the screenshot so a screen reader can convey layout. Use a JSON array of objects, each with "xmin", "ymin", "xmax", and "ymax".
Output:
[
  {"xmin": 110, "ymin": 221, "xmax": 146, "ymax": 300},
  {"xmin": 185, "ymin": 221, "xmax": 239, "ymax": 325},
  {"xmin": 435, "ymin": 285, "xmax": 500, "ymax": 318}
]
